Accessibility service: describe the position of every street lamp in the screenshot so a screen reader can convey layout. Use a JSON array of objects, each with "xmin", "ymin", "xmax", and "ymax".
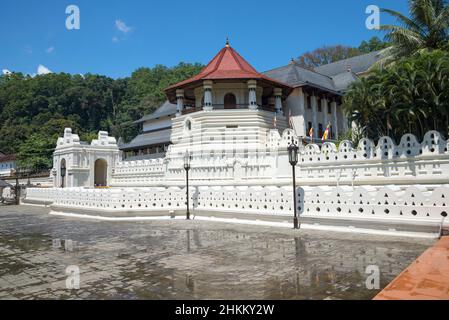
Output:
[
  {"xmin": 184, "ymin": 151, "xmax": 192, "ymax": 220},
  {"xmin": 288, "ymin": 142, "xmax": 300, "ymax": 229},
  {"xmin": 60, "ymin": 162, "xmax": 66, "ymax": 189}
]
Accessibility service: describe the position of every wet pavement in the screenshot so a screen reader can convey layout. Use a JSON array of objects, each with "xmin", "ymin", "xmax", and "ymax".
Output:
[{"xmin": 0, "ymin": 205, "xmax": 434, "ymax": 300}]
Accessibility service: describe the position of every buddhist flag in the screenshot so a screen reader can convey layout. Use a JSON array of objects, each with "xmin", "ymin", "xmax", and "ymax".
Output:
[
  {"xmin": 309, "ymin": 127, "xmax": 314, "ymax": 142},
  {"xmin": 273, "ymin": 114, "xmax": 277, "ymax": 129},
  {"xmin": 322, "ymin": 123, "xmax": 331, "ymax": 141}
]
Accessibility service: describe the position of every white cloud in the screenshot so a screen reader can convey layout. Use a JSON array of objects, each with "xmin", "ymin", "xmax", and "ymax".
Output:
[
  {"xmin": 46, "ymin": 46, "xmax": 55, "ymax": 53},
  {"xmin": 115, "ymin": 19, "xmax": 132, "ymax": 33},
  {"xmin": 25, "ymin": 46, "xmax": 33, "ymax": 54},
  {"xmin": 2, "ymin": 69, "xmax": 12, "ymax": 75},
  {"xmin": 112, "ymin": 36, "xmax": 119, "ymax": 43},
  {"xmin": 37, "ymin": 64, "xmax": 52, "ymax": 75}
]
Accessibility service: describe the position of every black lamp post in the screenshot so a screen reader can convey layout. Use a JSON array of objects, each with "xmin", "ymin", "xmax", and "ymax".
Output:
[
  {"xmin": 60, "ymin": 163, "xmax": 66, "ymax": 189},
  {"xmin": 184, "ymin": 152, "xmax": 192, "ymax": 220},
  {"xmin": 288, "ymin": 142, "xmax": 300, "ymax": 229}
]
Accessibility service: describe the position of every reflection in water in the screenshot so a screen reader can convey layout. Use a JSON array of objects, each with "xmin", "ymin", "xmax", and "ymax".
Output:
[
  {"xmin": 186, "ymin": 230, "xmax": 191, "ymax": 253},
  {"xmin": 0, "ymin": 206, "xmax": 432, "ymax": 300},
  {"xmin": 185, "ymin": 274, "xmax": 195, "ymax": 293}
]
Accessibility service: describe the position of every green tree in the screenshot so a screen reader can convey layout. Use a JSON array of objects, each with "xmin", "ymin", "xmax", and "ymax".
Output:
[
  {"xmin": 343, "ymin": 50, "xmax": 449, "ymax": 141},
  {"xmin": 16, "ymin": 134, "xmax": 55, "ymax": 170},
  {"xmin": 380, "ymin": 0, "xmax": 449, "ymax": 61},
  {"xmin": 296, "ymin": 45, "xmax": 362, "ymax": 68},
  {"xmin": 0, "ymin": 62, "xmax": 202, "ymax": 167},
  {"xmin": 358, "ymin": 37, "xmax": 390, "ymax": 53}
]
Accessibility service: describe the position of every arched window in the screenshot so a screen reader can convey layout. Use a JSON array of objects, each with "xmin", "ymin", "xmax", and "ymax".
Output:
[
  {"xmin": 224, "ymin": 93, "xmax": 237, "ymax": 109},
  {"xmin": 94, "ymin": 159, "xmax": 108, "ymax": 187}
]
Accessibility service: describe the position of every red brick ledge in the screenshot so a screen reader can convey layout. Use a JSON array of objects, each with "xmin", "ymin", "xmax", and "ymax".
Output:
[{"xmin": 374, "ymin": 236, "xmax": 449, "ymax": 300}]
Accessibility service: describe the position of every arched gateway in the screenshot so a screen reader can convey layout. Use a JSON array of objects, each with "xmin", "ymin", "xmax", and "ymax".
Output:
[{"xmin": 94, "ymin": 159, "xmax": 108, "ymax": 187}]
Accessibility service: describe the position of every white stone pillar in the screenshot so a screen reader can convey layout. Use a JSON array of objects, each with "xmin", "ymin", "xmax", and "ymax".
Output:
[
  {"xmin": 203, "ymin": 80, "xmax": 213, "ymax": 111},
  {"xmin": 341, "ymin": 103, "xmax": 349, "ymax": 133},
  {"xmin": 331, "ymin": 101, "xmax": 338, "ymax": 139},
  {"xmin": 248, "ymin": 80, "xmax": 258, "ymax": 110},
  {"xmin": 322, "ymin": 97, "xmax": 328, "ymax": 131},
  {"xmin": 176, "ymin": 89, "xmax": 184, "ymax": 117},
  {"xmin": 274, "ymin": 88, "xmax": 283, "ymax": 114},
  {"xmin": 311, "ymin": 94, "xmax": 318, "ymax": 138},
  {"xmin": 298, "ymin": 88, "xmax": 307, "ymax": 137}
]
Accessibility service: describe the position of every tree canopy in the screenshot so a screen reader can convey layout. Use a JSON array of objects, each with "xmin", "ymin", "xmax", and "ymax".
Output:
[
  {"xmin": 380, "ymin": 0, "xmax": 449, "ymax": 62},
  {"xmin": 0, "ymin": 63, "xmax": 203, "ymax": 170},
  {"xmin": 296, "ymin": 37, "xmax": 389, "ymax": 68},
  {"xmin": 343, "ymin": 50, "xmax": 449, "ymax": 142}
]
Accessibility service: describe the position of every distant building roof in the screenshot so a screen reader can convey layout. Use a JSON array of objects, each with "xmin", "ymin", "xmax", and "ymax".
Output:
[
  {"xmin": 332, "ymin": 71, "xmax": 359, "ymax": 92},
  {"xmin": 263, "ymin": 61, "xmax": 340, "ymax": 94},
  {"xmin": 120, "ymin": 129, "xmax": 172, "ymax": 151},
  {"xmin": 134, "ymin": 101, "xmax": 177, "ymax": 124},
  {"xmin": 264, "ymin": 51, "xmax": 384, "ymax": 93},
  {"xmin": 314, "ymin": 50, "xmax": 384, "ymax": 76},
  {"xmin": 0, "ymin": 179, "xmax": 12, "ymax": 188},
  {"xmin": 0, "ymin": 154, "xmax": 16, "ymax": 163}
]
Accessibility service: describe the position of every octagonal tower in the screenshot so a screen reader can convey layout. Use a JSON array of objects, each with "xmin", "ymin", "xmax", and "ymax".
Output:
[{"xmin": 164, "ymin": 40, "xmax": 293, "ymax": 159}]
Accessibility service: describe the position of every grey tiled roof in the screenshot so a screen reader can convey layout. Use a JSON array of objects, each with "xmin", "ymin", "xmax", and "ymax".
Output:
[
  {"xmin": 134, "ymin": 101, "xmax": 177, "ymax": 124},
  {"xmin": 264, "ymin": 63, "xmax": 338, "ymax": 93},
  {"xmin": 263, "ymin": 51, "xmax": 383, "ymax": 93},
  {"xmin": 120, "ymin": 129, "xmax": 172, "ymax": 150},
  {"xmin": 332, "ymin": 72, "xmax": 359, "ymax": 92},
  {"xmin": 314, "ymin": 50, "xmax": 384, "ymax": 76},
  {"xmin": 0, "ymin": 179, "xmax": 12, "ymax": 188}
]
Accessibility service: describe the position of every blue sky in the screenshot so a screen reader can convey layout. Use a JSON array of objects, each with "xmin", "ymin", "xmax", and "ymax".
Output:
[{"xmin": 0, "ymin": 0, "xmax": 409, "ymax": 78}]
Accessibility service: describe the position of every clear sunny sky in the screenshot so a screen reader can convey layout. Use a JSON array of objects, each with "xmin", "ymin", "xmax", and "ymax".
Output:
[{"xmin": 0, "ymin": 0, "xmax": 409, "ymax": 78}]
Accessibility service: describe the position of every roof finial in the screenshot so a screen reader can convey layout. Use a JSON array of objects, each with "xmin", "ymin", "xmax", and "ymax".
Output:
[{"xmin": 226, "ymin": 37, "xmax": 230, "ymax": 47}]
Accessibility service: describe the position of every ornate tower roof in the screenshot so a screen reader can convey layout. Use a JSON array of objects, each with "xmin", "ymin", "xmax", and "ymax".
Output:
[{"xmin": 165, "ymin": 42, "xmax": 291, "ymax": 101}]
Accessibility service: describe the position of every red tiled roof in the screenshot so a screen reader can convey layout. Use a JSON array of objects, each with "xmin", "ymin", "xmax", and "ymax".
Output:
[
  {"xmin": 166, "ymin": 44, "xmax": 291, "ymax": 91},
  {"xmin": 374, "ymin": 236, "xmax": 449, "ymax": 300},
  {"xmin": 0, "ymin": 155, "xmax": 16, "ymax": 163}
]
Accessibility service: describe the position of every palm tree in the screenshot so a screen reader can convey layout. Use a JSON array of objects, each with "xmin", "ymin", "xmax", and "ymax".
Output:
[
  {"xmin": 380, "ymin": 0, "xmax": 449, "ymax": 61},
  {"xmin": 343, "ymin": 50, "xmax": 449, "ymax": 141}
]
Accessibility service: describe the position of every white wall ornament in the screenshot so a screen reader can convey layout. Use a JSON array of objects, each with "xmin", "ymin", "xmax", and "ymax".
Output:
[{"xmin": 25, "ymin": 126, "xmax": 449, "ymax": 233}]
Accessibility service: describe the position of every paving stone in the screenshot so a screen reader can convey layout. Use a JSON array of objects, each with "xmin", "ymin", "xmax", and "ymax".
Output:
[{"xmin": 0, "ymin": 205, "xmax": 434, "ymax": 300}]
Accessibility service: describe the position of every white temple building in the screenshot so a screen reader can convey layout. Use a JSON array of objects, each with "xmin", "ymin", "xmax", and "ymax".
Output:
[
  {"xmin": 120, "ymin": 42, "xmax": 384, "ymax": 160},
  {"xmin": 24, "ymin": 42, "xmax": 449, "ymax": 237}
]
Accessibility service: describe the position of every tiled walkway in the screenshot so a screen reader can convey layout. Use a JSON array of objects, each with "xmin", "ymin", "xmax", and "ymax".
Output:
[
  {"xmin": 375, "ymin": 236, "xmax": 449, "ymax": 300},
  {"xmin": 0, "ymin": 205, "xmax": 433, "ymax": 300}
]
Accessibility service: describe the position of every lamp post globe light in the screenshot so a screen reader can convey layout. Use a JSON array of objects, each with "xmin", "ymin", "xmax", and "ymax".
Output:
[
  {"xmin": 184, "ymin": 151, "xmax": 192, "ymax": 220},
  {"xmin": 288, "ymin": 142, "xmax": 300, "ymax": 229}
]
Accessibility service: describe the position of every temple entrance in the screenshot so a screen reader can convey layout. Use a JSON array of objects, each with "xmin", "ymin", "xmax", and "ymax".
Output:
[
  {"xmin": 94, "ymin": 159, "xmax": 108, "ymax": 187},
  {"xmin": 60, "ymin": 159, "xmax": 66, "ymax": 188},
  {"xmin": 224, "ymin": 93, "xmax": 237, "ymax": 109}
]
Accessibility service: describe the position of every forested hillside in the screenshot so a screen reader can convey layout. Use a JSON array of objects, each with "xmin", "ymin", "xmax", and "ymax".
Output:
[{"xmin": 0, "ymin": 63, "xmax": 203, "ymax": 169}]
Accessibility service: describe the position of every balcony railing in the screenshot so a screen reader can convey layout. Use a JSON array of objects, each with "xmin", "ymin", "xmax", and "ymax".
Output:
[{"xmin": 181, "ymin": 104, "xmax": 276, "ymax": 115}]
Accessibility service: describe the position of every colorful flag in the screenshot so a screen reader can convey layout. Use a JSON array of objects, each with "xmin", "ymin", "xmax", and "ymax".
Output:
[
  {"xmin": 309, "ymin": 127, "xmax": 314, "ymax": 142},
  {"xmin": 322, "ymin": 123, "xmax": 331, "ymax": 141},
  {"xmin": 288, "ymin": 110, "xmax": 293, "ymax": 128}
]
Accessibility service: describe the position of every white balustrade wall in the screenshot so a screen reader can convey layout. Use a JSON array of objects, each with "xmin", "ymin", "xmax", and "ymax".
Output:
[
  {"xmin": 24, "ymin": 130, "xmax": 449, "ymax": 226},
  {"xmin": 108, "ymin": 130, "xmax": 449, "ymax": 187},
  {"xmin": 294, "ymin": 131, "xmax": 449, "ymax": 185},
  {"xmin": 27, "ymin": 184, "xmax": 449, "ymax": 223},
  {"xmin": 112, "ymin": 159, "xmax": 166, "ymax": 186},
  {"xmin": 25, "ymin": 188, "xmax": 55, "ymax": 203}
]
